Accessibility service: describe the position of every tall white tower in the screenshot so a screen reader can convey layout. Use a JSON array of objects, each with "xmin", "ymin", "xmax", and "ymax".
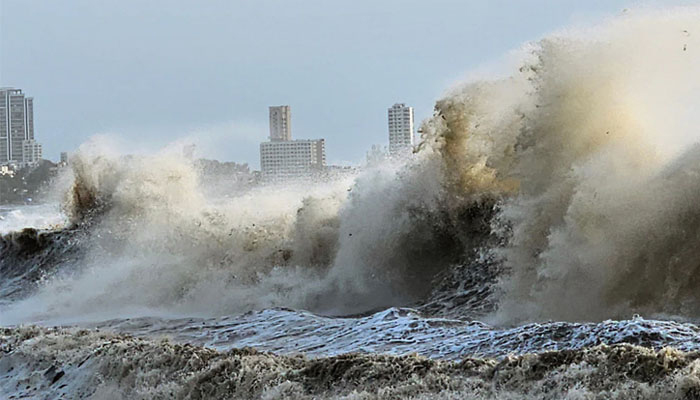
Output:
[
  {"xmin": 269, "ymin": 105, "xmax": 291, "ymax": 141},
  {"xmin": 0, "ymin": 88, "xmax": 35, "ymax": 164},
  {"xmin": 387, "ymin": 103, "xmax": 414, "ymax": 156}
]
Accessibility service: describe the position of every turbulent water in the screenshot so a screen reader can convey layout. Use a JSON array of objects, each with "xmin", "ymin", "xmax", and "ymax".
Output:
[{"xmin": 5, "ymin": 8, "xmax": 700, "ymax": 399}]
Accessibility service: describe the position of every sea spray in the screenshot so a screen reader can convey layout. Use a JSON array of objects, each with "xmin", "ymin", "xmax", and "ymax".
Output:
[{"xmin": 4, "ymin": 9, "xmax": 700, "ymax": 327}]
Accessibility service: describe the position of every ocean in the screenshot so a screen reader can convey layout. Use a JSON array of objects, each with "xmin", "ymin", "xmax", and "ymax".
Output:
[{"xmin": 4, "ymin": 9, "xmax": 700, "ymax": 399}]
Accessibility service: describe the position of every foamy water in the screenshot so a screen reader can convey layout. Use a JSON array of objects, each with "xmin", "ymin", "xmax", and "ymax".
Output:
[
  {"xmin": 4, "ymin": 7, "xmax": 700, "ymax": 399},
  {"xmin": 0, "ymin": 204, "xmax": 67, "ymax": 234}
]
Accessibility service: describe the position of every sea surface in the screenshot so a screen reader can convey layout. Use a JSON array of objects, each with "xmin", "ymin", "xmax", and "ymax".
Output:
[{"xmin": 5, "ymin": 9, "xmax": 700, "ymax": 399}]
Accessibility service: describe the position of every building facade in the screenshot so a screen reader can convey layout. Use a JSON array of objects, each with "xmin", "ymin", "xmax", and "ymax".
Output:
[
  {"xmin": 260, "ymin": 105, "xmax": 326, "ymax": 180},
  {"xmin": 260, "ymin": 139, "xmax": 325, "ymax": 180},
  {"xmin": 0, "ymin": 87, "xmax": 40, "ymax": 166},
  {"xmin": 387, "ymin": 103, "xmax": 414, "ymax": 157},
  {"xmin": 22, "ymin": 140, "xmax": 42, "ymax": 165},
  {"xmin": 269, "ymin": 105, "xmax": 291, "ymax": 141},
  {"xmin": 366, "ymin": 144, "xmax": 387, "ymax": 166}
]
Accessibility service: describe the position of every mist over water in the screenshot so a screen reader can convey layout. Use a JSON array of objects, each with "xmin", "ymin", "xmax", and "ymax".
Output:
[
  {"xmin": 0, "ymin": 204, "xmax": 66, "ymax": 235},
  {"xmin": 8, "ymin": 8, "xmax": 700, "ymax": 399},
  {"xmin": 2, "ymin": 9, "xmax": 700, "ymax": 323},
  {"xmin": 5, "ymin": 9, "xmax": 700, "ymax": 327}
]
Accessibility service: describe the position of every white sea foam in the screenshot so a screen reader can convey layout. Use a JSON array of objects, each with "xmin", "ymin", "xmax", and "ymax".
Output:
[{"xmin": 0, "ymin": 204, "xmax": 67, "ymax": 234}]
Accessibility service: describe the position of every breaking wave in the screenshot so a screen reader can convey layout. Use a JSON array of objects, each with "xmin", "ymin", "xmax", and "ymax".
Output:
[
  {"xmin": 423, "ymin": 7, "xmax": 700, "ymax": 323},
  {"xmin": 4, "ymin": 8, "xmax": 700, "ymax": 327}
]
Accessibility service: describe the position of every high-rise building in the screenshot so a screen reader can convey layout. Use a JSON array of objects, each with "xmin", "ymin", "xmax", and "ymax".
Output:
[
  {"xmin": 269, "ymin": 105, "xmax": 291, "ymax": 141},
  {"xmin": 387, "ymin": 103, "xmax": 414, "ymax": 156},
  {"xmin": 260, "ymin": 105, "xmax": 326, "ymax": 180},
  {"xmin": 0, "ymin": 87, "xmax": 40, "ymax": 166}
]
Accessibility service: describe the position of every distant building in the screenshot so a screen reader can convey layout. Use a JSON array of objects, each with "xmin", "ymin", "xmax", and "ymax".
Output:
[
  {"xmin": 0, "ymin": 164, "xmax": 14, "ymax": 177},
  {"xmin": 260, "ymin": 139, "xmax": 326, "ymax": 180},
  {"xmin": 269, "ymin": 105, "xmax": 291, "ymax": 141},
  {"xmin": 60, "ymin": 152, "xmax": 69, "ymax": 164},
  {"xmin": 366, "ymin": 144, "xmax": 387, "ymax": 166},
  {"xmin": 322, "ymin": 164, "xmax": 358, "ymax": 181},
  {"xmin": 0, "ymin": 87, "xmax": 41, "ymax": 166},
  {"xmin": 22, "ymin": 140, "xmax": 42, "ymax": 165},
  {"xmin": 260, "ymin": 105, "xmax": 326, "ymax": 180},
  {"xmin": 387, "ymin": 103, "xmax": 414, "ymax": 157}
]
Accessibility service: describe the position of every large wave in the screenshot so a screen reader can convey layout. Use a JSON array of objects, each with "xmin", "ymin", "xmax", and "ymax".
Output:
[
  {"xmin": 2, "ymin": 134, "xmax": 488, "ymax": 323},
  {"xmin": 4, "ymin": 8, "xmax": 700, "ymax": 325},
  {"xmin": 417, "ymin": 8, "xmax": 700, "ymax": 323}
]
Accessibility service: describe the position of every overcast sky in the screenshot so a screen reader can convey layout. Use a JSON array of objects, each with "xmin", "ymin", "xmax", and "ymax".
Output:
[{"xmin": 0, "ymin": 0, "xmax": 685, "ymax": 167}]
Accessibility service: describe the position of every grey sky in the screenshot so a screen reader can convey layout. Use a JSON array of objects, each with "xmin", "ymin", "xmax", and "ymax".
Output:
[{"xmin": 0, "ymin": 0, "xmax": 680, "ymax": 167}]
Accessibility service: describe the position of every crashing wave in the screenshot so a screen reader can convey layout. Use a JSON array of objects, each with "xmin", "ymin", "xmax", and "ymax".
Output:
[{"xmin": 5, "ymin": 9, "xmax": 700, "ymax": 327}]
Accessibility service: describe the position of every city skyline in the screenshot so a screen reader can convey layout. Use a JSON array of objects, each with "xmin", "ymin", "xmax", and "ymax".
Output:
[{"xmin": 1, "ymin": 1, "xmax": 664, "ymax": 167}]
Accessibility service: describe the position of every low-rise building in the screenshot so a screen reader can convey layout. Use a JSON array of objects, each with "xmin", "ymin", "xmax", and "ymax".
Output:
[
  {"xmin": 260, "ymin": 138, "xmax": 326, "ymax": 181},
  {"xmin": 259, "ymin": 105, "xmax": 326, "ymax": 181},
  {"xmin": 0, "ymin": 164, "xmax": 15, "ymax": 177},
  {"xmin": 21, "ymin": 139, "xmax": 42, "ymax": 166}
]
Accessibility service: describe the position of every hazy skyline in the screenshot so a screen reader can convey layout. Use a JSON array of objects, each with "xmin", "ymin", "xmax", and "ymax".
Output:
[{"xmin": 0, "ymin": 0, "xmax": 682, "ymax": 167}]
